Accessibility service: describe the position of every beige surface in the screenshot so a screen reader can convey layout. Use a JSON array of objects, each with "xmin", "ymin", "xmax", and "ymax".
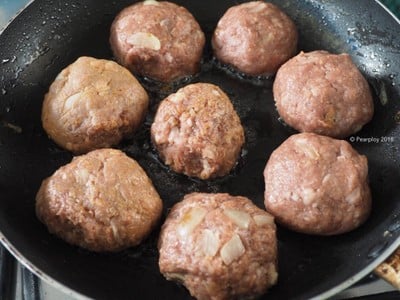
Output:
[{"xmin": 375, "ymin": 247, "xmax": 400, "ymax": 289}]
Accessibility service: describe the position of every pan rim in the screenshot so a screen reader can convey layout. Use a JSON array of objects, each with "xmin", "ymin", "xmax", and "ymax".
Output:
[
  {"xmin": 313, "ymin": 236, "xmax": 400, "ymax": 299},
  {"xmin": 1, "ymin": 224, "xmax": 400, "ymax": 299},
  {"xmin": 376, "ymin": 0, "xmax": 400, "ymax": 24},
  {"xmin": 0, "ymin": 0, "xmax": 35, "ymax": 35},
  {"xmin": 0, "ymin": 232, "xmax": 89, "ymax": 300},
  {"xmin": 1, "ymin": 0, "xmax": 400, "ymax": 299}
]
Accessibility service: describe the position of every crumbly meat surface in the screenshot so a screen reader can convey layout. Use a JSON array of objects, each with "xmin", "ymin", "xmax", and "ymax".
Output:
[
  {"xmin": 36, "ymin": 149, "xmax": 163, "ymax": 252},
  {"xmin": 273, "ymin": 51, "xmax": 374, "ymax": 138},
  {"xmin": 159, "ymin": 193, "xmax": 278, "ymax": 300},
  {"xmin": 42, "ymin": 56, "xmax": 149, "ymax": 154},
  {"xmin": 110, "ymin": 0, "xmax": 205, "ymax": 82},
  {"xmin": 212, "ymin": 1, "xmax": 298, "ymax": 75},
  {"xmin": 151, "ymin": 83, "xmax": 245, "ymax": 180},
  {"xmin": 264, "ymin": 133, "xmax": 371, "ymax": 235}
]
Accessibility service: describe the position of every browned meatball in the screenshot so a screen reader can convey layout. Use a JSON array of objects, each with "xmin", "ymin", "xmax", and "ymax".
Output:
[
  {"xmin": 212, "ymin": 1, "xmax": 298, "ymax": 75},
  {"xmin": 110, "ymin": 0, "xmax": 205, "ymax": 82},
  {"xmin": 264, "ymin": 133, "xmax": 371, "ymax": 235},
  {"xmin": 273, "ymin": 51, "xmax": 374, "ymax": 138},
  {"xmin": 159, "ymin": 193, "xmax": 278, "ymax": 300},
  {"xmin": 42, "ymin": 56, "xmax": 149, "ymax": 154},
  {"xmin": 36, "ymin": 149, "xmax": 163, "ymax": 252},
  {"xmin": 151, "ymin": 83, "xmax": 245, "ymax": 180}
]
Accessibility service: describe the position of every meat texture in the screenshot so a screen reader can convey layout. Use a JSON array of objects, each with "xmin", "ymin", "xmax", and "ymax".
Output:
[
  {"xmin": 159, "ymin": 193, "xmax": 278, "ymax": 300},
  {"xmin": 42, "ymin": 56, "xmax": 149, "ymax": 154},
  {"xmin": 264, "ymin": 132, "xmax": 371, "ymax": 235},
  {"xmin": 110, "ymin": 0, "xmax": 205, "ymax": 82},
  {"xmin": 36, "ymin": 149, "xmax": 163, "ymax": 252},
  {"xmin": 273, "ymin": 50, "xmax": 374, "ymax": 138},
  {"xmin": 151, "ymin": 83, "xmax": 245, "ymax": 180},
  {"xmin": 212, "ymin": 1, "xmax": 298, "ymax": 75}
]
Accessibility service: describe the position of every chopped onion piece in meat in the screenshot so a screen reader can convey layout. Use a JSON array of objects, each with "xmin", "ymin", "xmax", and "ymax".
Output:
[
  {"xmin": 223, "ymin": 209, "xmax": 251, "ymax": 229},
  {"xmin": 201, "ymin": 229, "xmax": 220, "ymax": 257},
  {"xmin": 143, "ymin": 0, "xmax": 160, "ymax": 5},
  {"xmin": 177, "ymin": 207, "xmax": 207, "ymax": 237},
  {"xmin": 295, "ymin": 138, "xmax": 320, "ymax": 160},
  {"xmin": 166, "ymin": 272, "xmax": 185, "ymax": 283},
  {"xmin": 127, "ymin": 32, "xmax": 161, "ymax": 50},
  {"xmin": 267, "ymin": 263, "xmax": 278, "ymax": 285},
  {"xmin": 220, "ymin": 234, "xmax": 245, "ymax": 265},
  {"xmin": 345, "ymin": 187, "xmax": 361, "ymax": 204},
  {"xmin": 110, "ymin": 219, "xmax": 121, "ymax": 242},
  {"xmin": 249, "ymin": 2, "xmax": 266, "ymax": 13},
  {"xmin": 253, "ymin": 214, "xmax": 275, "ymax": 226}
]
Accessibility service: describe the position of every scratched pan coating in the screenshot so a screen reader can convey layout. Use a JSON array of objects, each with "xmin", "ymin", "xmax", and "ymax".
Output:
[{"xmin": 1, "ymin": 1, "xmax": 400, "ymax": 299}]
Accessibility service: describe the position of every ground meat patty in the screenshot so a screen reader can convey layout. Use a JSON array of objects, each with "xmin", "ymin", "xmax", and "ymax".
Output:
[
  {"xmin": 159, "ymin": 193, "xmax": 278, "ymax": 300},
  {"xmin": 36, "ymin": 149, "xmax": 163, "ymax": 252},
  {"xmin": 42, "ymin": 56, "xmax": 149, "ymax": 154},
  {"xmin": 151, "ymin": 83, "xmax": 245, "ymax": 180},
  {"xmin": 264, "ymin": 133, "xmax": 371, "ymax": 235},
  {"xmin": 212, "ymin": 1, "xmax": 298, "ymax": 75},
  {"xmin": 273, "ymin": 51, "xmax": 374, "ymax": 138},
  {"xmin": 110, "ymin": 0, "xmax": 205, "ymax": 82}
]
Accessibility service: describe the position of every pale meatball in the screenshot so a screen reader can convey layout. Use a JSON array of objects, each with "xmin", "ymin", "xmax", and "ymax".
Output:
[
  {"xmin": 264, "ymin": 133, "xmax": 372, "ymax": 235},
  {"xmin": 273, "ymin": 51, "xmax": 374, "ymax": 138},
  {"xmin": 212, "ymin": 1, "xmax": 298, "ymax": 75},
  {"xmin": 42, "ymin": 56, "xmax": 149, "ymax": 154},
  {"xmin": 110, "ymin": 0, "xmax": 205, "ymax": 82},
  {"xmin": 159, "ymin": 193, "xmax": 278, "ymax": 300},
  {"xmin": 36, "ymin": 149, "xmax": 163, "ymax": 252},
  {"xmin": 151, "ymin": 83, "xmax": 245, "ymax": 180}
]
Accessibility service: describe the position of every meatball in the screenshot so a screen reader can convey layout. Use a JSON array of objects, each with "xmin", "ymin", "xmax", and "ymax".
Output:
[
  {"xmin": 159, "ymin": 193, "xmax": 278, "ymax": 300},
  {"xmin": 42, "ymin": 56, "xmax": 149, "ymax": 154},
  {"xmin": 110, "ymin": 0, "xmax": 205, "ymax": 82},
  {"xmin": 264, "ymin": 133, "xmax": 371, "ymax": 235},
  {"xmin": 151, "ymin": 83, "xmax": 245, "ymax": 180},
  {"xmin": 36, "ymin": 149, "xmax": 163, "ymax": 252},
  {"xmin": 273, "ymin": 51, "xmax": 374, "ymax": 138},
  {"xmin": 212, "ymin": 1, "xmax": 298, "ymax": 75}
]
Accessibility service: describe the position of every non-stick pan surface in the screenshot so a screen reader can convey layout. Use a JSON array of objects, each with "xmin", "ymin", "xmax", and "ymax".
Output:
[{"xmin": 1, "ymin": 0, "xmax": 400, "ymax": 299}]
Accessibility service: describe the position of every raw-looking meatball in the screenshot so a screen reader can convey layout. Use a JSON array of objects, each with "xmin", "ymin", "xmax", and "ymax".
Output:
[
  {"xmin": 159, "ymin": 193, "xmax": 278, "ymax": 300},
  {"xmin": 42, "ymin": 56, "xmax": 149, "ymax": 154},
  {"xmin": 264, "ymin": 133, "xmax": 371, "ymax": 235},
  {"xmin": 110, "ymin": 0, "xmax": 205, "ymax": 82},
  {"xmin": 273, "ymin": 51, "xmax": 374, "ymax": 138},
  {"xmin": 212, "ymin": 1, "xmax": 298, "ymax": 75},
  {"xmin": 151, "ymin": 83, "xmax": 245, "ymax": 180},
  {"xmin": 36, "ymin": 149, "xmax": 163, "ymax": 252}
]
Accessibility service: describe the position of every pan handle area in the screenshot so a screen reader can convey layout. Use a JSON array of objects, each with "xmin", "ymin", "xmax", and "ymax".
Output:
[{"xmin": 375, "ymin": 247, "xmax": 400, "ymax": 290}]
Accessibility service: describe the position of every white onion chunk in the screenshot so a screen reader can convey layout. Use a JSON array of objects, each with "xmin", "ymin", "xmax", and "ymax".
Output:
[
  {"xmin": 220, "ymin": 234, "xmax": 245, "ymax": 265},
  {"xmin": 201, "ymin": 229, "xmax": 220, "ymax": 257},
  {"xmin": 177, "ymin": 207, "xmax": 207, "ymax": 237},
  {"xmin": 223, "ymin": 209, "xmax": 251, "ymax": 229},
  {"xmin": 127, "ymin": 32, "xmax": 161, "ymax": 50},
  {"xmin": 253, "ymin": 214, "xmax": 274, "ymax": 226}
]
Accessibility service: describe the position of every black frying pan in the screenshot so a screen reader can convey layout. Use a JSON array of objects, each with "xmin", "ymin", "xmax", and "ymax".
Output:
[{"xmin": 1, "ymin": 0, "xmax": 400, "ymax": 299}]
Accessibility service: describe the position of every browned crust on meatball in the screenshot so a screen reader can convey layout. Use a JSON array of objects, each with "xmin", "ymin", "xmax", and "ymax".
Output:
[
  {"xmin": 273, "ymin": 51, "xmax": 374, "ymax": 138},
  {"xmin": 110, "ymin": 1, "xmax": 205, "ymax": 82},
  {"xmin": 42, "ymin": 56, "xmax": 149, "ymax": 154},
  {"xmin": 151, "ymin": 83, "xmax": 245, "ymax": 180},
  {"xmin": 264, "ymin": 133, "xmax": 371, "ymax": 235},
  {"xmin": 36, "ymin": 149, "xmax": 163, "ymax": 252},
  {"xmin": 159, "ymin": 193, "xmax": 278, "ymax": 300},
  {"xmin": 212, "ymin": 1, "xmax": 298, "ymax": 75}
]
